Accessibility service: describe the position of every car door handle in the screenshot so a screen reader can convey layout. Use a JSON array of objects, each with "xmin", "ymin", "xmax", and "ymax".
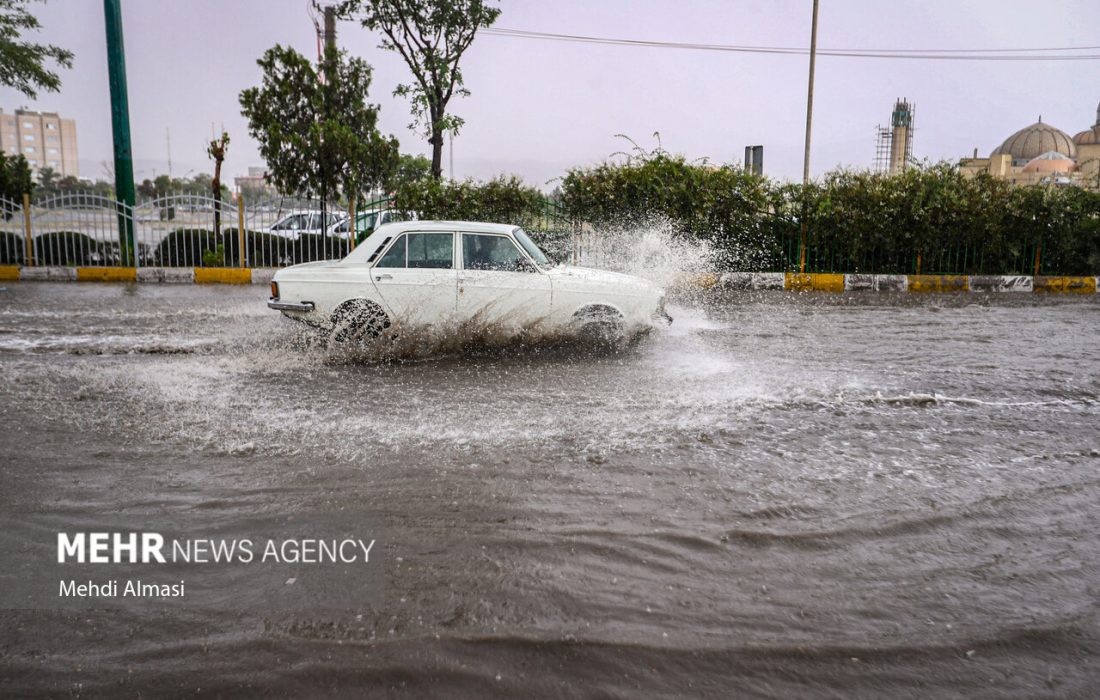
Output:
[{"xmin": 374, "ymin": 274, "xmax": 392, "ymax": 281}]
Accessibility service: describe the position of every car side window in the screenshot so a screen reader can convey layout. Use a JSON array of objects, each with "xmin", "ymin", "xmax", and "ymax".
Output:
[
  {"xmin": 462, "ymin": 233, "xmax": 529, "ymax": 271},
  {"xmin": 407, "ymin": 233, "xmax": 453, "ymax": 269},
  {"xmin": 375, "ymin": 235, "xmax": 406, "ymax": 267}
]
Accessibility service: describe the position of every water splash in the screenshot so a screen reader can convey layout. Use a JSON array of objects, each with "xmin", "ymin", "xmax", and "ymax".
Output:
[{"xmin": 573, "ymin": 216, "xmax": 717, "ymax": 288}]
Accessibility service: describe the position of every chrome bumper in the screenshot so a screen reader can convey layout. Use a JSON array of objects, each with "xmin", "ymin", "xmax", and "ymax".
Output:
[{"xmin": 268, "ymin": 299, "xmax": 315, "ymax": 312}]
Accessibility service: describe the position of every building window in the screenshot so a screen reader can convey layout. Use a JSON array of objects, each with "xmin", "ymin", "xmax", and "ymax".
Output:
[
  {"xmin": 23, "ymin": 134, "xmax": 34, "ymax": 141},
  {"xmin": 48, "ymin": 160, "xmax": 59, "ymax": 167},
  {"xmin": 22, "ymin": 122, "xmax": 33, "ymax": 129},
  {"xmin": 47, "ymin": 135, "xmax": 58, "ymax": 142},
  {"xmin": 24, "ymin": 146, "xmax": 35, "ymax": 153},
  {"xmin": 47, "ymin": 147, "xmax": 58, "ymax": 154},
  {"xmin": 46, "ymin": 123, "xmax": 57, "ymax": 130},
  {"xmin": 28, "ymin": 159, "xmax": 37, "ymax": 165}
]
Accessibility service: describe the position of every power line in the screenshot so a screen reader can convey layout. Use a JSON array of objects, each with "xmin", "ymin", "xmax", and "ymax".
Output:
[{"xmin": 483, "ymin": 27, "xmax": 1100, "ymax": 61}]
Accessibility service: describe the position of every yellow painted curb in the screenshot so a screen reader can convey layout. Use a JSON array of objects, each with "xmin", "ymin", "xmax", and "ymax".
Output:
[
  {"xmin": 0, "ymin": 265, "xmax": 19, "ymax": 281},
  {"xmin": 785, "ymin": 272, "xmax": 845, "ymax": 292},
  {"xmin": 193, "ymin": 267, "xmax": 252, "ymax": 284},
  {"xmin": 907, "ymin": 274, "xmax": 967, "ymax": 293},
  {"xmin": 1034, "ymin": 276, "xmax": 1097, "ymax": 294},
  {"xmin": 76, "ymin": 267, "xmax": 137, "ymax": 282}
]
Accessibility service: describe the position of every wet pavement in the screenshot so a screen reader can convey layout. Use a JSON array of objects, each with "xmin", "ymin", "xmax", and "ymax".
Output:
[{"xmin": 1, "ymin": 282, "xmax": 1098, "ymax": 698}]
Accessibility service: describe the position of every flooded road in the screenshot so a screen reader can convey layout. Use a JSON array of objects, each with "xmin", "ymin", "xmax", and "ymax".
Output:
[{"xmin": 1, "ymin": 282, "xmax": 1098, "ymax": 698}]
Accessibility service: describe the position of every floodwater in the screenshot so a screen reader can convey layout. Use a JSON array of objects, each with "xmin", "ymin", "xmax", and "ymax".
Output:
[{"xmin": 1, "ymin": 282, "xmax": 1098, "ymax": 698}]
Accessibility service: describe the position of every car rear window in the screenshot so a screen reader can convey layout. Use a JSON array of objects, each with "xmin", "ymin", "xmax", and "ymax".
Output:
[
  {"xmin": 375, "ymin": 233, "xmax": 453, "ymax": 269},
  {"xmin": 407, "ymin": 233, "xmax": 453, "ymax": 269}
]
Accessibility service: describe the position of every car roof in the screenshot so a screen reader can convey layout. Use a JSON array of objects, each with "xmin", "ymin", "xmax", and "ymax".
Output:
[{"xmin": 340, "ymin": 220, "xmax": 519, "ymax": 264}]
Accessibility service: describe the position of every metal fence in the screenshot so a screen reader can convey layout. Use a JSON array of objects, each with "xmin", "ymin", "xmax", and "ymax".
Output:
[
  {"xmin": 0, "ymin": 192, "xmax": 411, "ymax": 268},
  {"xmin": 0, "ymin": 191, "xmax": 585, "ymax": 269},
  {"xmin": 0, "ymin": 191, "xmax": 1062, "ymax": 274}
]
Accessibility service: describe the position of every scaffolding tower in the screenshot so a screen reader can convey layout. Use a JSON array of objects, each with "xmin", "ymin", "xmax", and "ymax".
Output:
[{"xmin": 874, "ymin": 98, "xmax": 915, "ymax": 173}]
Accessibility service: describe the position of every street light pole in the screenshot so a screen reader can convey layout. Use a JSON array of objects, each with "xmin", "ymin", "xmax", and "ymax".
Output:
[
  {"xmin": 799, "ymin": 0, "xmax": 820, "ymax": 274},
  {"xmin": 104, "ymin": 0, "xmax": 136, "ymax": 266}
]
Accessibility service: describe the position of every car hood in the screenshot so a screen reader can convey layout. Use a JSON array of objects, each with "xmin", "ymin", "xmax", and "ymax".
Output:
[{"xmin": 545, "ymin": 265, "xmax": 660, "ymax": 292}]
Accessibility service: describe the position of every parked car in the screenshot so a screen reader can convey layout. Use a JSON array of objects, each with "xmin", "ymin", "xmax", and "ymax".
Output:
[
  {"xmin": 326, "ymin": 208, "xmax": 417, "ymax": 242},
  {"xmin": 267, "ymin": 211, "xmax": 345, "ymax": 241},
  {"xmin": 268, "ymin": 221, "xmax": 670, "ymax": 342}
]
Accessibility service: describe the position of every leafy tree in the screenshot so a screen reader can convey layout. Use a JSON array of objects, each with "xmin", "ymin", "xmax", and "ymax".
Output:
[
  {"xmin": 239, "ymin": 43, "xmax": 398, "ymax": 206},
  {"xmin": 0, "ymin": 150, "xmax": 32, "ymax": 201},
  {"xmin": 136, "ymin": 178, "xmax": 156, "ymax": 199},
  {"xmin": 338, "ymin": 0, "xmax": 500, "ymax": 179},
  {"xmin": 385, "ymin": 152, "xmax": 431, "ymax": 191},
  {"xmin": 0, "ymin": 0, "xmax": 72, "ymax": 97},
  {"xmin": 35, "ymin": 163, "xmax": 55, "ymax": 189}
]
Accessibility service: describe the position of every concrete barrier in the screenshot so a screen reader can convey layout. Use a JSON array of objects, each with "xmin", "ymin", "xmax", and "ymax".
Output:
[
  {"xmin": 786, "ymin": 272, "xmax": 845, "ymax": 292},
  {"xmin": 908, "ymin": 274, "xmax": 968, "ymax": 293},
  {"xmin": 752, "ymin": 272, "xmax": 786, "ymax": 290},
  {"xmin": 1034, "ymin": 276, "xmax": 1097, "ymax": 294},
  {"xmin": 968, "ymin": 275, "xmax": 1033, "ymax": 293}
]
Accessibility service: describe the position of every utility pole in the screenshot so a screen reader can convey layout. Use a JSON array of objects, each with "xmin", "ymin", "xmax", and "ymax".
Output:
[
  {"xmin": 166, "ymin": 127, "xmax": 172, "ymax": 178},
  {"xmin": 321, "ymin": 3, "xmax": 336, "ymax": 257},
  {"xmin": 799, "ymin": 0, "xmax": 820, "ymax": 274},
  {"xmin": 324, "ymin": 4, "xmax": 336, "ymax": 54},
  {"xmin": 103, "ymin": 0, "xmax": 136, "ymax": 266}
]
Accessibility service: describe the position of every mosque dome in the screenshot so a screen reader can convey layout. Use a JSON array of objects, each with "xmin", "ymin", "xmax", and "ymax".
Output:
[
  {"xmin": 1073, "ymin": 127, "xmax": 1100, "ymax": 145},
  {"xmin": 1021, "ymin": 151, "xmax": 1076, "ymax": 174},
  {"xmin": 991, "ymin": 119, "xmax": 1076, "ymax": 161}
]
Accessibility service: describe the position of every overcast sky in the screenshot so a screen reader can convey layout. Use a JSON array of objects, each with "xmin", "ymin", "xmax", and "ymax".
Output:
[{"xmin": 2, "ymin": 0, "xmax": 1097, "ymax": 188}]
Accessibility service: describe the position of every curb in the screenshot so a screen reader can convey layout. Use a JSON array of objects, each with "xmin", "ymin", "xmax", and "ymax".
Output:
[
  {"xmin": 1, "ymin": 266, "xmax": 277, "ymax": 286},
  {"xmin": 710, "ymin": 272, "xmax": 1098, "ymax": 294},
  {"xmin": 2, "ymin": 266, "xmax": 1098, "ymax": 295}
]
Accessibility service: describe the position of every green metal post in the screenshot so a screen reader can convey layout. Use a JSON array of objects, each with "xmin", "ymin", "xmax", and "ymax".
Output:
[{"xmin": 104, "ymin": 0, "xmax": 136, "ymax": 266}]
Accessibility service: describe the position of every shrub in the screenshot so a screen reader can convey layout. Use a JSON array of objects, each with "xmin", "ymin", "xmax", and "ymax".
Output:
[
  {"xmin": 393, "ymin": 175, "xmax": 547, "ymax": 226},
  {"xmin": 33, "ymin": 231, "xmax": 106, "ymax": 266},
  {"xmin": 0, "ymin": 231, "xmax": 25, "ymax": 265}
]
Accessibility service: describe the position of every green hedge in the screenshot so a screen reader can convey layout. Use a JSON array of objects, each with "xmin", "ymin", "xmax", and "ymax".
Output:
[
  {"xmin": 393, "ymin": 175, "xmax": 547, "ymax": 227},
  {"xmin": 561, "ymin": 156, "xmax": 1100, "ymax": 274}
]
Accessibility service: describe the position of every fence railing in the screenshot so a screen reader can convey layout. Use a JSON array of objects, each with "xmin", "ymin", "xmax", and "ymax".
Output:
[
  {"xmin": 0, "ymin": 192, "xmax": 417, "ymax": 268},
  {"xmin": 0, "ymin": 190, "xmax": 1074, "ymax": 275}
]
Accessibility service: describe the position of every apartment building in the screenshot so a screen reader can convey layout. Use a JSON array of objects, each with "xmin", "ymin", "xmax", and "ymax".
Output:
[{"xmin": 0, "ymin": 108, "xmax": 79, "ymax": 177}]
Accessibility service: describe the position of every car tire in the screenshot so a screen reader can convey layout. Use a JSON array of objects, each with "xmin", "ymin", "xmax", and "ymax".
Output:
[
  {"xmin": 330, "ymin": 299, "xmax": 391, "ymax": 343},
  {"xmin": 571, "ymin": 305, "xmax": 625, "ymax": 346}
]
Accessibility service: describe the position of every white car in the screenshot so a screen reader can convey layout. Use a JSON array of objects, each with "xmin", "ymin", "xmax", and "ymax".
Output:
[
  {"xmin": 326, "ymin": 209, "xmax": 417, "ymax": 242},
  {"xmin": 267, "ymin": 211, "xmax": 345, "ymax": 241},
  {"xmin": 268, "ymin": 221, "xmax": 670, "ymax": 341}
]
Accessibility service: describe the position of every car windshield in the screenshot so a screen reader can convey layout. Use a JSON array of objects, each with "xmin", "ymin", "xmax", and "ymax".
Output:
[{"xmin": 512, "ymin": 228, "xmax": 552, "ymax": 267}]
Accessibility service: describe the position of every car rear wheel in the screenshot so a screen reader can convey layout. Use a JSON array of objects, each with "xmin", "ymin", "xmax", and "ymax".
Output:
[{"xmin": 330, "ymin": 299, "xmax": 391, "ymax": 342}]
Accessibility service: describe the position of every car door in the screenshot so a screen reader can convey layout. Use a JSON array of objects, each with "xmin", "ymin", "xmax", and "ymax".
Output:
[
  {"xmin": 370, "ymin": 231, "xmax": 458, "ymax": 324},
  {"xmin": 457, "ymin": 232, "xmax": 552, "ymax": 327}
]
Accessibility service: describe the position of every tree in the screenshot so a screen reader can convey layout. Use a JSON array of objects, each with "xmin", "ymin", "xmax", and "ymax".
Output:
[
  {"xmin": 0, "ymin": 151, "xmax": 32, "ymax": 217},
  {"xmin": 385, "ymin": 152, "xmax": 432, "ymax": 191},
  {"xmin": 35, "ymin": 164, "xmax": 56, "ymax": 190},
  {"xmin": 338, "ymin": 0, "xmax": 500, "ymax": 179},
  {"xmin": 207, "ymin": 131, "xmax": 229, "ymax": 234},
  {"xmin": 0, "ymin": 0, "xmax": 72, "ymax": 97},
  {"xmin": 239, "ymin": 43, "xmax": 398, "ymax": 205}
]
